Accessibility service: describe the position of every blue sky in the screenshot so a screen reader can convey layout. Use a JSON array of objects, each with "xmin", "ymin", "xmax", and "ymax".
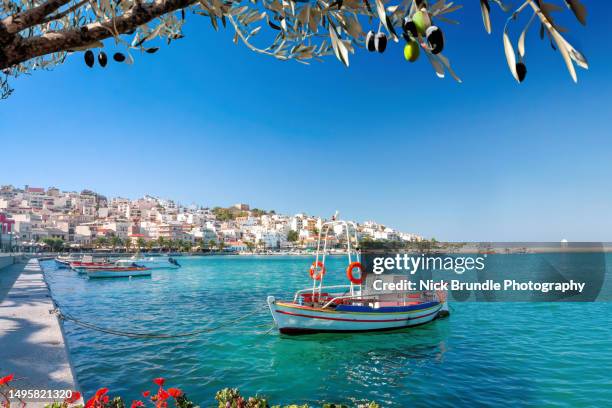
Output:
[{"xmin": 1, "ymin": 2, "xmax": 611, "ymax": 241}]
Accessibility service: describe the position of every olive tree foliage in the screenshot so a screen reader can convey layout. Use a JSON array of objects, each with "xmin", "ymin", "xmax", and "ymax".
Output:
[{"xmin": 0, "ymin": 0, "xmax": 588, "ymax": 99}]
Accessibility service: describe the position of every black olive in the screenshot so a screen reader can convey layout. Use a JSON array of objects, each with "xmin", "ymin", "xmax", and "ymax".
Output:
[
  {"xmin": 98, "ymin": 51, "xmax": 107, "ymax": 67},
  {"xmin": 145, "ymin": 47, "xmax": 159, "ymax": 54},
  {"xmin": 425, "ymin": 26, "xmax": 444, "ymax": 54},
  {"xmin": 113, "ymin": 52, "xmax": 126, "ymax": 62},
  {"xmin": 366, "ymin": 31, "xmax": 376, "ymax": 52},
  {"xmin": 84, "ymin": 50, "xmax": 94, "ymax": 68},
  {"xmin": 516, "ymin": 62, "xmax": 527, "ymax": 82},
  {"xmin": 375, "ymin": 32, "xmax": 387, "ymax": 53},
  {"xmin": 402, "ymin": 17, "xmax": 418, "ymax": 38}
]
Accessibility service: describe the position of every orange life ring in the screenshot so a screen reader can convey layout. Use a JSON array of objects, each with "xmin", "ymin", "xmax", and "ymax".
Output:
[
  {"xmin": 346, "ymin": 262, "xmax": 364, "ymax": 285},
  {"xmin": 309, "ymin": 261, "xmax": 326, "ymax": 280}
]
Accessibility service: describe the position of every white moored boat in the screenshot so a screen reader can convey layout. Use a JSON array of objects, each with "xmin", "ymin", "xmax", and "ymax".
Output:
[
  {"xmin": 55, "ymin": 253, "xmax": 82, "ymax": 266},
  {"xmin": 115, "ymin": 256, "xmax": 181, "ymax": 269},
  {"xmin": 267, "ymin": 217, "xmax": 449, "ymax": 335},
  {"xmin": 86, "ymin": 266, "xmax": 152, "ymax": 278}
]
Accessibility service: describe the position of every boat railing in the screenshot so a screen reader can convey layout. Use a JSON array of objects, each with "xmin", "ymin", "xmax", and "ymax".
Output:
[
  {"xmin": 292, "ymin": 285, "xmax": 352, "ymax": 303},
  {"xmin": 321, "ymin": 290, "xmax": 440, "ymax": 309},
  {"xmin": 321, "ymin": 294, "xmax": 372, "ymax": 309}
]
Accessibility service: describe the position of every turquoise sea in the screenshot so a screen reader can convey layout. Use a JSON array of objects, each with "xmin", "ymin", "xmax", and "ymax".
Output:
[{"xmin": 42, "ymin": 256, "xmax": 612, "ymax": 407}]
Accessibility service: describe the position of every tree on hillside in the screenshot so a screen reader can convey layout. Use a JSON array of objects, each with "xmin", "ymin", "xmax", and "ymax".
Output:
[
  {"xmin": 287, "ymin": 230, "xmax": 299, "ymax": 242},
  {"xmin": 94, "ymin": 236, "xmax": 108, "ymax": 249},
  {"xmin": 124, "ymin": 237, "xmax": 132, "ymax": 252},
  {"xmin": 208, "ymin": 239, "xmax": 217, "ymax": 251},
  {"xmin": 109, "ymin": 235, "xmax": 122, "ymax": 250},
  {"xmin": 42, "ymin": 237, "xmax": 65, "ymax": 252},
  {"xmin": 145, "ymin": 240, "xmax": 154, "ymax": 252},
  {"xmin": 136, "ymin": 237, "xmax": 146, "ymax": 251},
  {"xmin": 0, "ymin": 0, "xmax": 589, "ymax": 99},
  {"xmin": 180, "ymin": 240, "xmax": 192, "ymax": 252},
  {"xmin": 250, "ymin": 208, "xmax": 266, "ymax": 217},
  {"xmin": 157, "ymin": 236, "xmax": 166, "ymax": 251}
]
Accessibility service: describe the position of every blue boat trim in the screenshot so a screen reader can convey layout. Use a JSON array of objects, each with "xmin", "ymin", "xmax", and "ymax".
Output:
[{"xmin": 335, "ymin": 301, "xmax": 440, "ymax": 313}]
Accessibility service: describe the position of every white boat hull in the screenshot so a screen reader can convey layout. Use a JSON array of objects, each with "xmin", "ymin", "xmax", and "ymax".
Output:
[
  {"xmin": 115, "ymin": 258, "xmax": 180, "ymax": 269},
  {"xmin": 87, "ymin": 270, "xmax": 152, "ymax": 278},
  {"xmin": 267, "ymin": 296, "xmax": 444, "ymax": 334}
]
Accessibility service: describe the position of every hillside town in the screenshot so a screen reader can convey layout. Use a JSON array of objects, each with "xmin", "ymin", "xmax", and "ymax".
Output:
[{"xmin": 0, "ymin": 185, "xmax": 422, "ymax": 252}]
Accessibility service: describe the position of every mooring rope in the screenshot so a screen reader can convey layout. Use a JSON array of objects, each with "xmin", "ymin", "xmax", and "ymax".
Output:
[{"xmin": 52, "ymin": 302, "xmax": 270, "ymax": 339}]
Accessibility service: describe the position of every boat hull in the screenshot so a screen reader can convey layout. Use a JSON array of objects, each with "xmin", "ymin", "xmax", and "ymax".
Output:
[
  {"xmin": 267, "ymin": 296, "xmax": 444, "ymax": 335},
  {"xmin": 87, "ymin": 270, "xmax": 152, "ymax": 278},
  {"xmin": 115, "ymin": 258, "xmax": 180, "ymax": 269}
]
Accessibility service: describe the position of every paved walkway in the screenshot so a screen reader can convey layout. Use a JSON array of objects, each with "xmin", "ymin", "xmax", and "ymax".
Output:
[{"xmin": 0, "ymin": 259, "xmax": 80, "ymax": 407}]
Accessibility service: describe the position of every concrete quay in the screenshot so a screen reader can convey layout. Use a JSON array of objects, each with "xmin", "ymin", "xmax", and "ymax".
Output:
[{"xmin": 0, "ymin": 258, "xmax": 81, "ymax": 407}]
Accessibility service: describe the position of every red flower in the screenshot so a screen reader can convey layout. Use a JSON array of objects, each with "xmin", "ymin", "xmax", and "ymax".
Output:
[
  {"xmin": 65, "ymin": 391, "xmax": 81, "ymax": 404},
  {"xmin": 86, "ymin": 388, "xmax": 110, "ymax": 408},
  {"xmin": 157, "ymin": 389, "xmax": 170, "ymax": 401},
  {"xmin": 142, "ymin": 391, "xmax": 151, "ymax": 398},
  {"xmin": 153, "ymin": 378, "xmax": 165, "ymax": 387},
  {"xmin": 131, "ymin": 400, "xmax": 145, "ymax": 408},
  {"xmin": 167, "ymin": 388, "xmax": 182, "ymax": 398},
  {"xmin": 0, "ymin": 374, "xmax": 14, "ymax": 385},
  {"xmin": 85, "ymin": 396, "xmax": 96, "ymax": 408}
]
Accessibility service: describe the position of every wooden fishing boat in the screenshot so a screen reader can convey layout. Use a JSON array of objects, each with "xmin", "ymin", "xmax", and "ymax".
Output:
[
  {"xmin": 55, "ymin": 253, "xmax": 85, "ymax": 266},
  {"xmin": 115, "ymin": 256, "xmax": 181, "ymax": 269},
  {"xmin": 69, "ymin": 255, "xmax": 111, "ymax": 269},
  {"xmin": 86, "ymin": 266, "xmax": 152, "ymax": 278},
  {"xmin": 267, "ymin": 218, "xmax": 448, "ymax": 335}
]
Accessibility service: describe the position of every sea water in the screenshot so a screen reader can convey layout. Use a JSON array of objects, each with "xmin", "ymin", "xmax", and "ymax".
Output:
[{"xmin": 42, "ymin": 256, "xmax": 612, "ymax": 407}]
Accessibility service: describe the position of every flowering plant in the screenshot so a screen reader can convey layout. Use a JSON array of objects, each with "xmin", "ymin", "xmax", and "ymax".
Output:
[
  {"xmin": 0, "ymin": 374, "xmax": 15, "ymax": 407},
  {"xmin": 83, "ymin": 378, "xmax": 195, "ymax": 408},
  {"xmin": 2, "ymin": 373, "xmax": 377, "ymax": 408}
]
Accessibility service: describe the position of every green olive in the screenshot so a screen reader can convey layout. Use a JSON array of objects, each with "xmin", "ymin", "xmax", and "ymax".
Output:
[
  {"xmin": 412, "ymin": 10, "xmax": 431, "ymax": 36},
  {"xmin": 404, "ymin": 41, "xmax": 420, "ymax": 62}
]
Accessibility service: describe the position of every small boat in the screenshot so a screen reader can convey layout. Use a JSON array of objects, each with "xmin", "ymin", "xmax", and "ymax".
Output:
[
  {"xmin": 267, "ymin": 218, "xmax": 449, "ymax": 335},
  {"xmin": 115, "ymin": 256, "xmax": 181, "ymax": 269},
  {"xmin": 86, "ymin": 266, "xmax": 152, "ymax": 279},
  {"xmin": 70, "ymin": 255, "xmax": 113, "ymax": 273},
  {"xmin": 55, "ymin": 254, "xmax": 82, "ymax": 266}
]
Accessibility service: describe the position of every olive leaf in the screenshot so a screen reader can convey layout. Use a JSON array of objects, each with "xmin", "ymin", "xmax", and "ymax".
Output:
[
  {"xmin": 531, "ymin": 2, "xmax": 582, "ymax": 81},
  {"xmin": 518, "ymin": 12, "xmax": 536, "ymax": 59},
  {"xmin": 424, "ymin": 51, "xmax": 445, "ymax": 78},
  {"xmin": 491, "ymin": 0, "xmax": 511, "ymax": 12},
  {"xmin": 549, "ymin": 28, "xmax": 577, "ymax": 82},
  {"xmin": 480, "ymin": 0, "xmax": 492, "ymax": 34},
  {"xmin": 329, "ymin": 25, "xmax": 349, "ymax": 67},
  {"xmin": 503, "ymin": 25, "xmax": 519, "ymax": 82},
  {"xmin": 437, "ymin": 54, "xmax": 462, "ymax": 83},
  {"xmin": 374, "ymin": 0, "xmax": 396, "ymax": 41},
  {"xmin": 564, "ymin": 0, "xmax": 587, "ymax": 25}
]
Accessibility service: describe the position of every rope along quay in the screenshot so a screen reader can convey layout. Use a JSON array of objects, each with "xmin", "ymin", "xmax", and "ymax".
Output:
[{"xmin": 51, "ymin": 302, "xmax": 270, "ymax": 339}]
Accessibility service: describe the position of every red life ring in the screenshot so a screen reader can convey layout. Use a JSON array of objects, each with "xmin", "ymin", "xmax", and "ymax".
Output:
[
  {"xmin": 346, "ymin": 262, "xmax": 364, "ymax": 285},
  {"xmin": 309, "ymin": 261, "xmax": 326, "ymax": 280}
]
